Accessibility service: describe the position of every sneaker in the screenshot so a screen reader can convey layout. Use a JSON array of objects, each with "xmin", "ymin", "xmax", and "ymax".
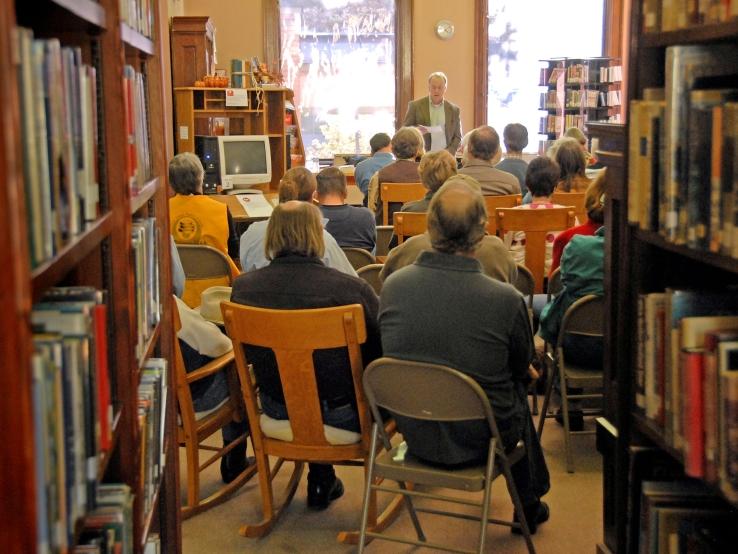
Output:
[
  {"xmin": 512, "ymin": 501, "xmax": 550, "ymax": 535},
  {"xmin": 307, "ymin": 476, "xmax": 344, "ymax": 510}
]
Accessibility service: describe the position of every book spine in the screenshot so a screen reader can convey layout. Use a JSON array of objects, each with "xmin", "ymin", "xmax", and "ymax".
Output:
[{"xmin": 681, "ymin": 349, "xmax": 705, "ymax": 477}]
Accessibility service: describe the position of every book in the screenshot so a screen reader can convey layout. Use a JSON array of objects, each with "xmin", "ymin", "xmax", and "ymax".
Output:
[
  {"xmin": 718, "ymin": 340, "xmax": 738, "ymax": 502},
  {"xmin": 643, "ymin": 293, "xmax": 668, "ymax": 423}
]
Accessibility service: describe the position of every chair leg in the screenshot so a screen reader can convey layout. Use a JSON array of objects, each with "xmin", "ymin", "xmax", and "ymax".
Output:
[
  {"xmin": 537, "ymin": 358, "xmax": 556, "ymax": 439},
  {"xmin": 337, "ymin": 476, "xmax": 405, "ymax": 545},
  {"xmin": 239, "ymin": 450, "xmax": 304, "ymax": 538},
  {"xmin": 477, "ymin": 440, "xmax": 496, "ymax": 554},
  {"xmin": 531, "ymin": 385, "xmax": 539, "ymax": 416},
  {"xmin": 398, "ymin": 480, "xmax": 426, "ymax": 542},
  {"xmin": 185, "ymin": 440, "xmax": 199, "ymax": 511},
  {"xmin": 558, "ymin": 362, "xmax": 575, "ymax": 473},
  {"xmin": 500, "ymin": 452, "xmax": 536, "ymax": 554}
]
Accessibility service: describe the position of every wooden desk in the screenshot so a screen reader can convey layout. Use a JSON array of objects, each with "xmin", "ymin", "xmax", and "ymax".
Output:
[{"xmin": 212, "ymin": 185, "xmax": 365, "ymax": 223}]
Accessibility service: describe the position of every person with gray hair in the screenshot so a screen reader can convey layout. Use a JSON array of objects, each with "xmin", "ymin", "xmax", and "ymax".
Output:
[
  {"xmin": 402, "ymin": 71, "xmax": 462, "ymax": 154},
  {"xmin": 379, "ymin": 178, "xmax": 551, "ymax": 534},
  {"xmin": 169, "ymin": 152, "xmax": 240, "ymax": 305},
  {"xmin": 459, "ymin": 125, "xmax": 521, "ymax": 196}
]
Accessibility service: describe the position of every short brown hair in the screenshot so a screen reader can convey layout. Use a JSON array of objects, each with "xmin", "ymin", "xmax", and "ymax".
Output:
[
  {"xmin": 278, "ymin": 166, "xmax": 317, "ymax": 203},
  {"xmin": 419, "ymin": 150, "xmax": 457, "ymax": 194},
  {"xmin": 169, "ymin": 152, "xmax": 204, "ymax": 195},
  {"xmin": 584, "ymin": 169, "xmax": 607, "ymax": 224},
  {"xmin": 316, "ymin": 166, "xmax": 347, "ymax": 198},
  {"xmin": 265, "ymin": 201, "xmax": 325, "ymax": 260},
  {"xmin": 468, "ymin": 126, "xmax": 501, "ymax": 162},
  {"xmin": 369, "ymin": 132, "xmax": 391, "ymax": 154},
  {"xmin": 427, "ymin": 180, "xmax": 488, "ymax": 255},
  {"xmin": 554, "ymin": 138, "xmax": 587, "ymax": 192},
  {"xmin": 503, "ymin": 123, "xmax": 528, "ymax": 152},
  {"xmin": 525, "ymin": 157, "xmax": 560, "ymax": 197},
  {"xmin": 391, "ymin": 127, "xmax": 423, "ymax": 160}
]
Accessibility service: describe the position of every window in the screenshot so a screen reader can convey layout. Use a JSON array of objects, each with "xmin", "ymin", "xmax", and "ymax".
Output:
[
  {"xmin": 280, "ymin": 0, "xmax": 396, "ymax": 160},
  {"xmin": 486, "ymin": 1, "xmax": 604, "ymax": 152}
]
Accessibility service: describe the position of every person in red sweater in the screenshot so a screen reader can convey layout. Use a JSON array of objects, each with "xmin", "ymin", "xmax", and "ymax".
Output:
[{"xmin": 549, "ymin": 169, "xmax": 606, "ymax": 276}]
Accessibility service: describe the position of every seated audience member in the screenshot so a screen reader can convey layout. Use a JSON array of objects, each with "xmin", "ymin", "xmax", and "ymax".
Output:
[
  {"xmin": 168, "ymin": 152, "xmax": 239, "ymax": 276},
  {"xmin": 554, "ymin": 137, "xmax": 592, "ymax": 193},
  {"xmin": 459, "ymin": 125, "xmax": 521, "ymax": 196},
  {"xmin": 381, "ymin": 174, "xmax": 516, "ymax": 283},
  {"xmin": 505, "ymin": 157, "xmax": 568, "ymax": 275},
  {"xmin": 496, "ymin": 123, "xmax": 530, "ymax": 197},
  {"xmin": 317, "ymin": 167, "xmax": 376, "ymax": 252},
  {"xmin": 354, "ymin": 133, "xmax": 393, "ymax": 200},
  {"xmin": 239, "ymin": 167, "xmax": 356, "ymax": 276},
  {"xmin": 231, "ymin": 201, "xmax": 382, "ymax": 510},
  {"xmin": 564, "ymin": 126, "xmax": 596, "ymax": 166},
  {"xmin": 367, "ymin": 127, "xmax": 423, "ymax": 224},
  {"xmin": 550, "ymin": 169, "xmax": 606, "ymax": 276},
  {"xmin": 379, "ymin": 179, "xmax": 550, "ymax": 533},
  {"xmin": 401, "ymin": 149, "xmax": 457, "ymax": 213}
]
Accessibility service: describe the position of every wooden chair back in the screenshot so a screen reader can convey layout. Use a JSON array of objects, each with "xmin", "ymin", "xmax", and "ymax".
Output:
[
  {"xmin": 496, "ymin": 207, "xmax": 575, "ymax": 294},
  {"xmin": 551, "ymin": 191, "xmax": 586, "ymax": 224},
  {"xmin": 393, "ymin": 212, "xmax": 428, "ymax": 244},
  {"xmin": 484, "ymin": 194, "xmax": 522, "ymax": 236},
  {"xmin": 173, "ymin": 301, "xmax": 255, "ymax": 518},
  {"xmin": 381, "ymin": 182, "xmax": 425, "ymax": 226}
]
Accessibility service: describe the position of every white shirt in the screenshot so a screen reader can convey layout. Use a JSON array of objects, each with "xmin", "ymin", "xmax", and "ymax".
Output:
[{"xmin": 174, "ymin": 296, "xmax": 232, "ymax": 358}]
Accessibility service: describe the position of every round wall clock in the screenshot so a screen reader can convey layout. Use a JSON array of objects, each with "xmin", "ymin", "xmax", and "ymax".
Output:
[{"xmin": 435, "ymin": 19, "xmax": 455, "ymax": 40}]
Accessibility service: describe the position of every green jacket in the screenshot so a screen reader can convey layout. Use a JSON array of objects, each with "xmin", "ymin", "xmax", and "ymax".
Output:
[{"xmin": 539, "ymin": 226, "xmax": 605, "ymax": 343}]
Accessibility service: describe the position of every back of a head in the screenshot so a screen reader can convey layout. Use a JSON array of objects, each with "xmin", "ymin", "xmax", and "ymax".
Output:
[
  {"xmin": 265, "ymin": 201, "xmax": 325, "ymax": 260},
  {"xmin": 554, "ymin": 137, "xmax": 587, "ymax": 191},
  {"xmin": 391, "ymin": 127, "xmax": 423, "ymax": 160},
  {"xmin": 169, "ymin": 152, "xmax": 204, "ymax": 195},
  {"xmin": 316, "ymin": 166, "xmax": 347, "ymax": 199},
  {"xmin": 278, "ymin": 166, "xmax": 317, "ymax": 203},
  {"xmin": 503, "ymin": 123, "xmax": 529, "ymax": 153},
  {"xmin": 369, "ymin": 132, "xmax": 391, "ymax": 155},
  {"xmin": 427, "ymin": 180, "xmax": 488, "ymax": 255},
  {"xmin": 468, "ymin": 125, "xmax": 501, "ymax": 163},
  {"xmin": 525, "ymin": 156, "xmax": 560, "ymax": 197},
  {"xmin": 418, "ymin": 150, "xmax": 457, "ymax": 194},
  {"xmin": 564, "ymin": 126, "xmax": 587, "ymax": 147},
  {"xmin": 584, "ymin": 168, "xmax": 607, "ymax": 224}
]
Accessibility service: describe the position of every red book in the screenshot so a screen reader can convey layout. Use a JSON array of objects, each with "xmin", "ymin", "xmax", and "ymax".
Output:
[{"xmin": 681, "ymin": 349, "xmax": 705, "ymax": 477}]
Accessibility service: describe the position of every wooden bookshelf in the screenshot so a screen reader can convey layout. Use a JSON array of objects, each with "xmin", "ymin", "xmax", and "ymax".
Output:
[
  {"xmin": 0, "ymin": 1, "xmax": 180, "ymax": 552},
  {"xmin": 600, "ymin": 2, "xmax": 738, "ymax": 553}
]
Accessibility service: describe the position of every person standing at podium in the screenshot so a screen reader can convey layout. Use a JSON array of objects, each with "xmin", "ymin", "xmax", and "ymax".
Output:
[{"xmin": 402, "ymin": 71, "xmax": 462, "ymax": 155}]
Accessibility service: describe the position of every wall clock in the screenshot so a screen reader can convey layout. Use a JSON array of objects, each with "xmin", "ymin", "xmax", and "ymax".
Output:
[{"xmin": 435, "ymin": 19, "xmax": 455, "ymax": 40}]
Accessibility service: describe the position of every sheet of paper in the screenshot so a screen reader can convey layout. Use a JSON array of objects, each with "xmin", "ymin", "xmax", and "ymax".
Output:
[
  {"xmin": 236, "ymin": 193, "xmax": 273, "ymax": 218},
  {"xmin": 428, "ymin": 125, "xmax": 446, "ymax": 152}
]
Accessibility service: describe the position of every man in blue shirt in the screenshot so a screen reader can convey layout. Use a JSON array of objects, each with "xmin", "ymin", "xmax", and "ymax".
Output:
[{"xmin": 354, "ymin": 132, "xmax": 393, "ymax": 201}]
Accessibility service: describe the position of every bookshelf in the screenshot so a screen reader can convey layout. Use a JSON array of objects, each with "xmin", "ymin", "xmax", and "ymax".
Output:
[
  {"xmin": 538, "ymin": 57, "xmax": 622, "ymax": 155},
  {"xmin": 173, "ymin": 86, "xmax": 305, "ymax": 190},
  {"xmin": 599, "ymin": 2, "xmax": 738, "ymax": 553},
  {"xmin": 0, "ymin": 0, "xmax": 180, "ymax": 552}
]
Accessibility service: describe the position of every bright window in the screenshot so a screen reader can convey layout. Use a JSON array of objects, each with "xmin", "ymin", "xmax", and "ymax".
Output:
[
  {"xmin": 487, "ymin": 1, "xmax": 604, "ymax": 153},
  {"xmin": 280, "ymin": 0, "xmax": 396, "ymax": 160}
]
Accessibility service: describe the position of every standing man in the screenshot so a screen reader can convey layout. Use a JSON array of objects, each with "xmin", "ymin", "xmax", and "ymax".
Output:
[{"xmin": 403, "ymin": 71, "xmax": 462, "ymax": 155}]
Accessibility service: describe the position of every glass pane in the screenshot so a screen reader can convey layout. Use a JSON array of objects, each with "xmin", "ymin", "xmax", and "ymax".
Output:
[
  {"xmin": 487, "ymin": 1, "xmax": 604, "ymax": 153},
  {"xmin": 280, "ymin": 0, "xmax": 396, "ymax": 161}
]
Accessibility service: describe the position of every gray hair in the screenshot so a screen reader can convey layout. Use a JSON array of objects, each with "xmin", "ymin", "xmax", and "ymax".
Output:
[
  {"xmin": 428, "ymin": 71, "xmax": 448, "ymax": 85},
  {"xmin": 169, "ymin": 152, "xmax": 204, "ymax": 195},
  {"xmin": 427, "ymin": 180, "xmax": 488, "ymax": 255}
]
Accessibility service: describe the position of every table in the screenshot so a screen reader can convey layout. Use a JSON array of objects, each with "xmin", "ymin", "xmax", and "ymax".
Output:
[{"xmin": 211, "ymin": 185, "xmax": 365, "ymax": 223}]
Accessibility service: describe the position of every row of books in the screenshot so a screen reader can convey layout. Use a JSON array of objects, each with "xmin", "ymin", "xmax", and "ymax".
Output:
[
  {"xmin": 16, "ymin": 28, "xmax": 100, "ymax": 268},
  {"xmin": 627, "ymin": 45, "xmax": 738, "ymax": 253},
  {"xmin": 139, "ymin": 359, "xmax": 168, "ymax": 517},
  {"xmin": 638, "ymin": 480, "xmax": 738, "ymax": 553},
  {"xmin": 600, "ymin": 64, "xmax": 623, "ymax": 83},
  {"xmin": 132, "ymin": 218, "xmax": 160, "ymax": 362},
  {"xmin": 634, "ymin": 289, "xmax": 738, "ymax": 501},
  {"xmin": 539, "ymin": 114, "xmax": 563, "ymax": 135},
  {"xmin": 124, "ymin": 65, "xmax": 153, "ymax": 196},
  {"xmin": 643, "ymin": 0, "xmax": 738, "ymax": 33},
  {"xmin": 31, "ymin": 287, "xmax": 112, "ymax": 552},
  {"xmin": 539, "ymin": 90, "xmax": 621, "ymax": 111},
  {"xmin": 73, "ymin": 484, "xmax": 134, "ymax": 554},
  {"xmin": 119, "ymin": 0, "xmax": 155, "ymax": 39}
]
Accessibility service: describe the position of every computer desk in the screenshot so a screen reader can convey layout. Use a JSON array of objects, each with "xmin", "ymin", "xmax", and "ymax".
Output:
[{"xmin": 211, "ymin": 184, "xmax": 365, "ymax": 223}]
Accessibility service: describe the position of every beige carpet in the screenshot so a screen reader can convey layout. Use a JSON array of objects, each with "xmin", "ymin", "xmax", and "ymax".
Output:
[{"xmin": 181, "ymin": 407, "xmax": 602, "ymax": 554}]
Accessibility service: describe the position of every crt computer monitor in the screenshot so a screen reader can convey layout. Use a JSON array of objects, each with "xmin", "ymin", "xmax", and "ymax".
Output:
[{"xmin": 217, "ymin": 135, "xmax": 272, "ymax": 191}]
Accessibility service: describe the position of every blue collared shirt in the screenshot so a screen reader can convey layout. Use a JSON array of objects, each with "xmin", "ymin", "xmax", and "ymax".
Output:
[{"xmin": 354, "ymin": 152, "xmax": 394, "ymax": 195}]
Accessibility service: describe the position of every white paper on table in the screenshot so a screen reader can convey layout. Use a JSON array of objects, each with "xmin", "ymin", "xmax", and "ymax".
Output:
[
  {"xmin": 428, "ymin": 125, "xmax": 446, "ymax": 152},
  {"xmin": 236, "ymin": 193, "xmax": 273, "ymax": 218}
]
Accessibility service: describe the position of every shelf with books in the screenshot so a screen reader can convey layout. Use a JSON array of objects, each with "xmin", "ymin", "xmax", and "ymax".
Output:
[
  {"xmin": 633, "ymin": 414, "xmax": 684, "ymax": 463},
  {"xmin": 120, "ymin": 23, "xmax": 155, "ymax": 56},
  {"xmin": 130, "ymin": 176, "xmax": 161, "ymax": 214},
  {"xmin": 642, "ymin": 20, "xmax": 738, "ymax": 47},
  {"xmin": 49, "ymin": 0, "xmax": 106, "ymax": 28},
  {"xmin": 633, "ymin": 229, "xmax": 738, "ymax": 274}
]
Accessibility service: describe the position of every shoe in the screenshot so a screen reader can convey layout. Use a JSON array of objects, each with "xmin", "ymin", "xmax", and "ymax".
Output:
[
  {"xmin": 511, "ymin": 501, "xmax": 550, "ymax": 535},
  {"xmin": 554, "ymin": 408, "xmax": 584, "ymax": 432},
  {"xmin": 307, "ymin": 476, "xmax": 344, "ymax": 510},
  {"xmin": 220, "ymin": 440, "xmax": 255, "ymax": 484}
]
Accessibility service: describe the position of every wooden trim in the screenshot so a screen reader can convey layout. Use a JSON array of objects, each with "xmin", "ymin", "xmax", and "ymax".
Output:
[
  {"xmin": 395, "ymin": 0, "xmax": 413, "ymax": 129},
  {"xmin": 603, "ymin": 0, "xmax": 624, "ymax": 58},
  {"xmin": 263, "ymin": 0, "xmax": 280, "ymax": 72},
  {"xmin": 473, "ymin": 0, "xmax": 488, "ymax": 127}
]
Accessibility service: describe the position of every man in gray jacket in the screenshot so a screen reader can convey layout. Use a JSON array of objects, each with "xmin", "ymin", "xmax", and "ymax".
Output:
[{"xmin": 403, "ymin": 71, "xmax": 462, "ymax": 154}]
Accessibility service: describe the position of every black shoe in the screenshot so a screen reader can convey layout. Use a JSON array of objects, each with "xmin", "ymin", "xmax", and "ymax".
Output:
[
  {"xmin": 220, "ymin": 440, "xmax": 255, "ymax": 484},
  {"xmin": 307, "ymin": 476, "xmax": 344, "ymax": 510},
  {"xmin": 554, "ymin": 408, "xmax": 584, "ymax": 432},
  {"xmin": 512, "ymin": 501, "xmax": 550, "ymax": 535}
]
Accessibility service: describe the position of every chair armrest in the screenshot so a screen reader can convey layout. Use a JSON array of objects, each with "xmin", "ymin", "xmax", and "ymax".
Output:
[{"xmin": 185, "ymin": 350, "xmax": 235, "ymax": 384}]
